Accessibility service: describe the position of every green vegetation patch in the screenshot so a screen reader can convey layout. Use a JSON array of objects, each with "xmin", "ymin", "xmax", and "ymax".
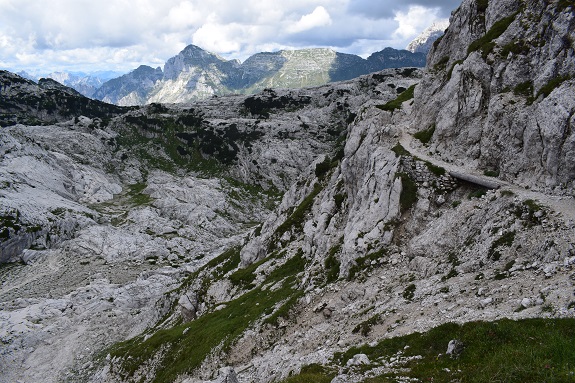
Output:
[
  {"xmin": 413, "ymin": 125, "xmax": 435, "ymax": 144},
  {"xmin": 0, "ymin": 211, "xmax": 23, "ymax": 240},
  {"xmin": 280, "ymin": 364, "xmax": 336, "ymax": 383},
  {"xmin": 270, "ymin": 182, "xmax": 323, "ymax": 251},
  {"xmin": 434, "ymin": 56, "xmax": 450, "ymax": 71},
  {"xmin": 447, "ymin": 60, "xmax": 465, "ymax": 79},
  {"xmin": 391, "ymin": 143, "xmax": 410, "ymax": 157},
  {"xmin": 376, "ymin": 84, "xmax": 416, "ymax": 112},
  {"xmin": 425, "ymin": 161, "xmax": 446, "ymax": 176},
  {"xmin": 514, "ymin": 199, "xmax": 546, "ymax": 227},
  {"xmin": 352, "ymin": 314, "xmax": 382, "ymax": 337},
  {"xmin": 488, "ymin": 230, "xmax": 516, "ymax": 260},
  {"xmin": 500, "ymin": 40, "xmax": 530, "ymax": 57},
  {"xmin": 348, "ymin": 247, "xmax": 388, "ymax": 281},
  {"xmin": 513, "ymin": 80, "xmax": 535, "ymax": 104},
  {"xmin": 476, "ymin": 0, "xmax": 489, "ymax": 13},
  {"xmin": 398, "ymin": 173, "xmax": 418, "ymax": 213},
  {"xmin": 331, "ymin": 318, "xmax": 575, "ymax": 383},
  {"xmin": 315, "ymin": 156, "xmax": 334, "ymax": 179},
  {"xmin": 483, "ymin": 169, "xmax": 500, "ymax": 177},
  {"xmin": 468, "ymin": 188, "xmax": 488, "ymax": 199},
  {"xmin": 324, "ymin": 240, "xmax": 342, "ymax": 284},
  {"xmin": 111, "ymin": 252, "xmax": 306, "ymax": 383},
  {"xmin": 537, "ymin": 75, "xmax": 573, "ymax": 99},
  {"xmin": 467, "ymin": 14, "xmax": 517, "ymax": 58},
  {"xmin": 402, "ymin": 283, "xmax": 416, "ymax": 301}
]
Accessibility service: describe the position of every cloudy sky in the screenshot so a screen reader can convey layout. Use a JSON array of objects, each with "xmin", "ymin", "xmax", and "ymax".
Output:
[{"xmin": 0, "ymin": 0, "xmax": 461, "ymax": 75}]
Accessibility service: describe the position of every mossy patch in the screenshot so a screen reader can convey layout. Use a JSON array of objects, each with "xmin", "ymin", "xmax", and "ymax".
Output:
[
  {"xmin": 467, "ymin": 13, "xmax": 517, "ymax": 59},
  {"xmin": 413, "ymin": 125, "xmax": 435, "ymax": 144},
  {"xmin": 329, "ymin": 318, "xmax": 575, "ymax": 383},
  {"xmin": 376, "ymin": 85, "xmax": 416, "ymax": 112},
  {"xmin": 398, "ymin": 173, "xmax": 418, "ymax": 213}
]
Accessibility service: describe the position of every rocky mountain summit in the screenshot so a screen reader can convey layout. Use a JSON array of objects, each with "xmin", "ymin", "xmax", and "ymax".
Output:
[
  {"xmin": 406, "ymin": 20, "xmax": 450, "ymax": 54},
  {"xmin": 1, "ymin": 0, "xmax": 575, "ymax": 382},
  {"xmin": 93, "ymin": 45, "xmax": 426, "ymax": 106}
]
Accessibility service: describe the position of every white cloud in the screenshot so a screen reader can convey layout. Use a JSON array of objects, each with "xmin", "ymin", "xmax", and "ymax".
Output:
[
  {"xmin": 287, "ymin": 6, "xmax": 332, "ymax": 34},
  {"xmin": 393, "ymin": 5, "xmax": 442, "ymax": 42},
  {"xmin": 0, "ymin": 0, "xmax": 453, "ymax": 74}
]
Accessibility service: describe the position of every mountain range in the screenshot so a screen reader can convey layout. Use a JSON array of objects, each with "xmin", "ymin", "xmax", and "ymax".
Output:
[
  {"xmin": 93, "ymin": 45, "xmax": 427, "ymax": 106},
  {"xmin": 17, "ymin": 70, "xmax": 122, "ymax": 98}
]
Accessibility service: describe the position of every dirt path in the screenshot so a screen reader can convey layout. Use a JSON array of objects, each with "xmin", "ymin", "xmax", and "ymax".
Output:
[{"xmin": 398, "ymin": 132, "xmax": 575, "ymax": 224}]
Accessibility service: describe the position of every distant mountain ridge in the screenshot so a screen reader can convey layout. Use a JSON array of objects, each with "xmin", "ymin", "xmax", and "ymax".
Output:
[
  {"xmin": 93, "ymin": 44, "xmax": 426, "ymax": 105},
  {"xmin": 17, "ymin": 70, "xmax": 122, "ymax": 98}
]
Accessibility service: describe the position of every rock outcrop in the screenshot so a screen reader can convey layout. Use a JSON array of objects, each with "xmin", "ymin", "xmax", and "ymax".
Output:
[{"xmin": 412, "ymin": 0, "xmax": 575, "ymax": 191}]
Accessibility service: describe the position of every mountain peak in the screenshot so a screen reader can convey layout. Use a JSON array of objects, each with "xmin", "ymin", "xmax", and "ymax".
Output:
[{"xmin": 406, "ymin": 20, "xmax": 450, "ymax": 54}]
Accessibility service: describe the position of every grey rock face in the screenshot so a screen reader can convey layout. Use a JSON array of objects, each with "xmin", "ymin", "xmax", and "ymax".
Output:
[{"xmin": 413, "ymin": 0, "xmax": 575, "ymax": 191}]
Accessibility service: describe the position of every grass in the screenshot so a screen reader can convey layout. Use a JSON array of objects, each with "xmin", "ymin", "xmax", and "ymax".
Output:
[
  {"xmin": 447, "ymin": 60, "xmax": 465, "ymax": 79},
  {"xmin": 484, "ymin": 169, "xmax": 500, "ymax": 177},
  {"xmin": 425, "ymin": 161, "xmax": 446, "ymax": 176},
  {"xmin": 413, "ymin": 125, "xmax": 435, "ymax": 144},
  {"xmin": 468, "ymin": 188, "xmax": 487, "ymax": 199},
  {"xmin": 514, "ymin": 199, "xmax": 545, "ymax": 227},
  {"xmin": 376, "ymin": 85, "xmax": 416, "ymax": 112},
  {"xmin": 398, "ymin": 173, "xmax": 418, "ymax": 213},
  {"xmin": 477, "ymin": 0, "xmax": 489, "ymax": 13},
  {"xmin": 279, "ymin": 364, "xmax": 336, "ymax": 383},
  {"xmin": 391, "ymin": 143, "xmax": 410, "ymax": 157},
  {"xmin": 403, "ymin": 283, "xmax": 416, "ymax": 301},
  {"xmin": 324, "ymin": 241, "xmax": 342, "ymax": 284},
  {"xmin": 315, "ymin": 156, "xmax": 332, "ymax": 178},
  {"xmin": 270, "ymin": 182, "xmax": 323, "ymax": 251},
  {"xmin": 334, "ymin": 193, "xmax": 346, "ymax": 210},
  {"xmin": 353, "ymin": 314, "xmax": 382, "ymax": 336},
  {"xmin": 537, "ymin": 75, "xmax": 572, "ymax": 99},
  {"xmin": 488, "ymin": 231, "xmax": 516, "ymax": 260},
  {"xmin": 348, "ymin": 247, "xmax": 388, "ymax": 281},
  {"xmin": 110, "ymin": 251, "xmax": 306, "ymax": 382},
  {"xmin": 514, "ymin": 81, "xmax": 535, "ymax": 103},
  {"xmin": 329, "ymin": 318, "xmax": 575, "ymax": 383},
  {"xmin": 467, "ymin": 14, "xmax": 517, "ymax": 59},
  {"xmin": 125, "ymin": 183, "xmax": 153, "ymax": 206}
]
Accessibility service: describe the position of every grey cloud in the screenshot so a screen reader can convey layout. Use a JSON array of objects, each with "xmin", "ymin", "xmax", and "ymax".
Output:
[{"xmin": 348, "ymin": 0, "xmax": 462, "ymax": 19}]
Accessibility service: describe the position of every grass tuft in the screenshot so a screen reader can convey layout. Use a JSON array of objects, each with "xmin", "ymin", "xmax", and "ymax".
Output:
[
  {"xmin": 413, "ymin": 125, "xmax": 435, "ymax": 144},
  {"xmin": 376, "ymin": 85, "xmax": 416, "ymax": 112},
  {"xmin": 467, "ymin": 14, "xmax": 517, "ymax": 58}
]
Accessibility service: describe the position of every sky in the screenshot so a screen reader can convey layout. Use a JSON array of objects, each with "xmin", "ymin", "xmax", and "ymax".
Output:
[{"xmin": 0, "ymin": 0, "xmax": 461, "ymax": 76}]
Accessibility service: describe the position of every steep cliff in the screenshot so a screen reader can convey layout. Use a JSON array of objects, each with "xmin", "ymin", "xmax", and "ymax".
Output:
[{"xmin": 412, "ymin": 0, "xmax": 575, "ymax": 191}]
